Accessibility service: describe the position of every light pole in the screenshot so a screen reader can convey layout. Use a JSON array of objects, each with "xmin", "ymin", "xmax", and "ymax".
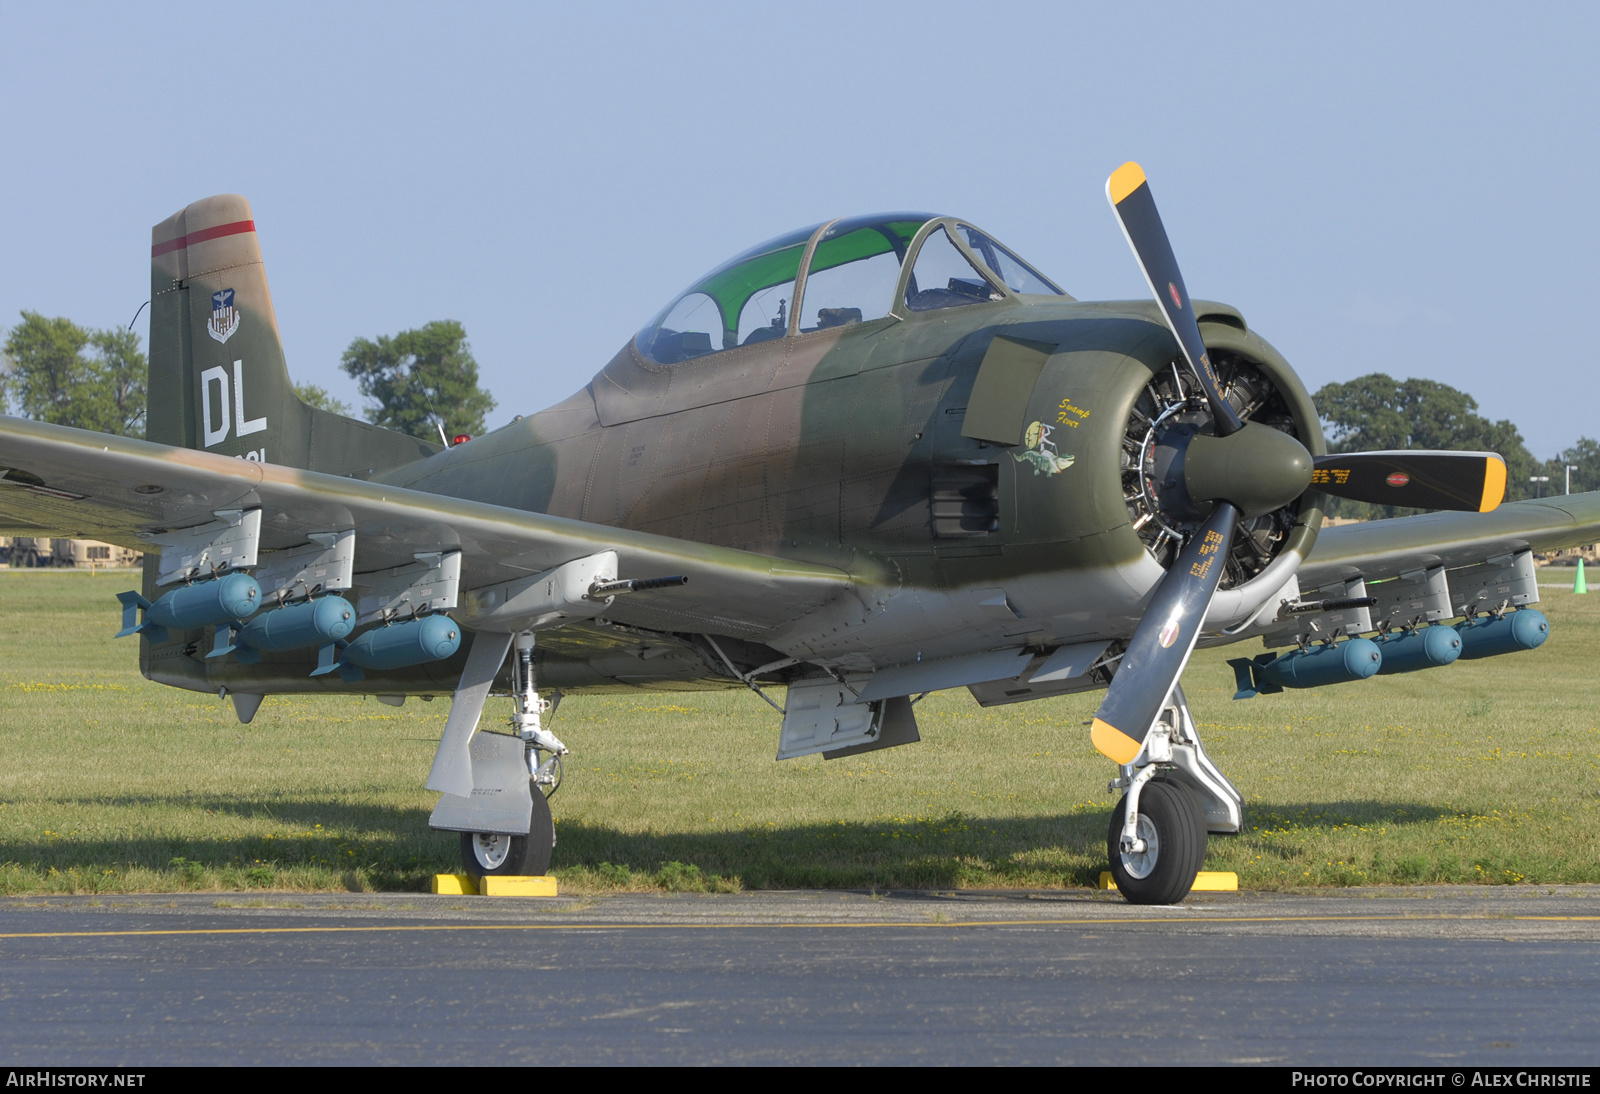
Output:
[
  {"xmin": 1568, "ymin": 465, "xmax": 1578, "ymax": 495},
  {"xmin": 1530, "ymin": 475, "xmax": 1550, "ymax": 499}
]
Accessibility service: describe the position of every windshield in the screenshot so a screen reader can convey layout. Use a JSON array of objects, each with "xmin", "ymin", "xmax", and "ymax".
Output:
[{"xmin": 956, "ymin": 224, "xmax": 1065, "ymax": 296}]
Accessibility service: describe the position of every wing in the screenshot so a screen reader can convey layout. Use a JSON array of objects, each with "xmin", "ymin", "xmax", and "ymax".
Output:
[
  {"xmin": 0, "ymin": 416, "xmax": 858, "ymax": 643},
  {"xmin": 1299, "ymin": 493, "xmax": 1600, "ymax": 587}
]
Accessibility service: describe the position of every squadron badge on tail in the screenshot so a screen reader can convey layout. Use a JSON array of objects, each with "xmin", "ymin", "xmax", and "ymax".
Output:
[{"xmin": 207, "ymin": 288, "xmax": 239, "ymax": 344}]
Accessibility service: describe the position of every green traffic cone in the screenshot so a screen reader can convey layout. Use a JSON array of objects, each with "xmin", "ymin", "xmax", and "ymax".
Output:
[{"xmin": 1575, "ymin": 557, "xmax": 1588, "ymax": 595}]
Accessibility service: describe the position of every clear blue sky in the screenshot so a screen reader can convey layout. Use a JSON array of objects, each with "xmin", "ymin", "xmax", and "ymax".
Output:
[{"xmin": 3, "ymin": 2, "xmax": 1596, "ymax": 458}]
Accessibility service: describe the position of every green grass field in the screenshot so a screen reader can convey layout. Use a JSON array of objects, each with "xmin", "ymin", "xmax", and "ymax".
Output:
[{"xmin": 1, "ymin": 568, "xmax": 1596, "ymax": 895}]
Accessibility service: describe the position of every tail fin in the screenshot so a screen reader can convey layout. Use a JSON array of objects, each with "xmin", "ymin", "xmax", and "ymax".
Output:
[{"xmin": 147, "ymin": 195, "xmax": 437, "ymax": 475}]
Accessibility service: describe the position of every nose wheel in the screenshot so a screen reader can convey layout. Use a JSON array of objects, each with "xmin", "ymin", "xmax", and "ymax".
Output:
[
  {"xmin": 461, "ymin": 780, "xmax": 556, "ymax": 878},
  {"xmin": 1106, "ymin": 777, "xmax": 1208, "ymax": 904}
]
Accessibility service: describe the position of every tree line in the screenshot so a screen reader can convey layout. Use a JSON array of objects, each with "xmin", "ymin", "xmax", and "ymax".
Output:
[
  {"xmin": 0, "ymin": 313, "xmax": 495, "ymax": 442},
  {"xmin": 1314, "ymin": 374, "xmax": 1598, "ymax": 518}
]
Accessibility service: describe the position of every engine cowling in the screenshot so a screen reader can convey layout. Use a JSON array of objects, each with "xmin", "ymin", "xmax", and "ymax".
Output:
[{"xmin": 1116, "ymin": 318, "xmax": 1326, "ymax": 628}]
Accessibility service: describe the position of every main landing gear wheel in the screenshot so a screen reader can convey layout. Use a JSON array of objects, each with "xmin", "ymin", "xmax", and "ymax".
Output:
[
  {"xmin": 1106, "ymin": 777, "xmax": 1208, "ymax": 905},
  {"xmin": 460, "ymin": 781, "xmax": 556, "ymax": 878}
]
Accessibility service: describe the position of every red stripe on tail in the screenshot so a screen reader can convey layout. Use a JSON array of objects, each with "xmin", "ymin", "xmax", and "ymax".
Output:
[{"xmin": 150, "ymin": 219, "xmax": 257, "ymax": 257}]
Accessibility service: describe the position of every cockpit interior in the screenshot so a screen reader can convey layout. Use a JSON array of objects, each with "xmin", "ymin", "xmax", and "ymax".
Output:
[{"xmin": 637, "ymin": 215, "xmax": 1067, "ymax": 365}]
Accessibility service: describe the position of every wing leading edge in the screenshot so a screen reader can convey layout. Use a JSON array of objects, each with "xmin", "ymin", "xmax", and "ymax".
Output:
[{"xmin": 1299, "ymin": 492, "xmax": 1600, "ymax": 588}]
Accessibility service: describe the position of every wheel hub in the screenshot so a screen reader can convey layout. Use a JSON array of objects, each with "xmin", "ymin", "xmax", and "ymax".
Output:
[
  {"xmin": 471, "ymin": 832, "xmax": 512, "ymax": 870},
  {"xmin": 1119, "ymin": 813, "xmax": 1160, "ymax": 879}
]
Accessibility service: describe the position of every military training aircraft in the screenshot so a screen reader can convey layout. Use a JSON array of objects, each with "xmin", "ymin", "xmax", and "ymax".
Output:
[{"xmin": 3, "ymin": 164, "xmax": 1597, "ymax": 903}]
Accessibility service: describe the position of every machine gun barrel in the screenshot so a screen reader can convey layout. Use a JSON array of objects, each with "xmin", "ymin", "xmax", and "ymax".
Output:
[
  {"xmin": 1283, "ymin": 596, "xmax": 1378, "ymax": 615},
  {"xmin": 588, "ymin": 575, "xmax": 689, "ymax": 598}
]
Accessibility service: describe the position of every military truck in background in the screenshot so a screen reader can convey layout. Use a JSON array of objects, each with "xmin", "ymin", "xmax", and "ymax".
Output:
[{"xmin": 0, "ymin": 537, "xmax": 143, "ymax": 568}]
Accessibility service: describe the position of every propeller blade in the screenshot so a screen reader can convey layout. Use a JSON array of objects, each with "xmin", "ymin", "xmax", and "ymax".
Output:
[
  {"xmin": 1107, "ymin": 162, "xmax": 1243, "ymax": 437},
  {"xmin": 1310, "ymin": 451, "xmax": 1506, "ymax": 512},
  {"xmin": 1091, "ymin": 501, "xmax": 1240, "ymax": 764}
]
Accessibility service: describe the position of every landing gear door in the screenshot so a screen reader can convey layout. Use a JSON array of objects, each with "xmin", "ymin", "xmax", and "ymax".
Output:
[
  {"xmin": 429, "ymin": 732, "xmax": 535, "ymax": 836},
  {"xmin": 776, "ymin": 680, "xmax": 920, "ymax": 760}
]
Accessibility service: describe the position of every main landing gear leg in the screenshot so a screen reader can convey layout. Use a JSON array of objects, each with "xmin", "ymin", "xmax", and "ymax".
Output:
[
  {"xmin": 431, "ymin": 630, "xmax": 568, "ymax": 880},
  {"xmin": 462, "ymin": 632, "xmax": 564, "ymax": 879},
  {"xmin": 1105, "ymin": 683, "xmax": 1242, "ymax": 905},
  {"xmin": 511, "ymin": 631, "xmax": 566, "ymax": 795}
]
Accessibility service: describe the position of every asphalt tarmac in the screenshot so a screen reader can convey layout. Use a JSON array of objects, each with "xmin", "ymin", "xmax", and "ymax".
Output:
[{"xmin": 3, "ymin": 885, "xmax": 1600, "ymax": 1066}]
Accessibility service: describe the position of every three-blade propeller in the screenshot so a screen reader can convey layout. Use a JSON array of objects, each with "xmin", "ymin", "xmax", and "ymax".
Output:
[{"xmin": 1090, "ymin": 162, "xmax": 1509, "ymax": 765}]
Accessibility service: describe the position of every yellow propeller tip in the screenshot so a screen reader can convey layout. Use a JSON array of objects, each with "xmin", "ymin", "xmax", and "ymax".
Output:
[
  {"xmin": 1091, "ymin": 717, "xmax": 1142, "ymax": 764},
  {"xmin": 1107, "ymin": 162, "xmax": 1148, "ymax": 205},
  {"xmin": 1481, "ymin": 455, "xmax": 1507, "ymax": 512}
]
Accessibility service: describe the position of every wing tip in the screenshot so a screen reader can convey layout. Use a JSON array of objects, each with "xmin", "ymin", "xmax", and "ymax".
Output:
[
  {"xmin": 1091, "ymin": 717, "xmax": 1142, "ymax": 764},
  {"xmin": 1107, "ymin": 162, "xmax": 1148, "ymax": 206}
]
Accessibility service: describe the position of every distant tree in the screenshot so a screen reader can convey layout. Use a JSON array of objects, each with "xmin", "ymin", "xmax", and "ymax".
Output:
[
  {"xmin": 4, "ymin": 312, "xmax": 89, "ymax": 424},
  {"xmin": 1543, "ymin": 437, "xmax": 1600, "ymax": 496},
  {"xmin": 339, "ymin": 320, "xmax": 495, "ymax": 443},
  {"xmin": 88, "ymin": 327, "xmax": 147, "ymax": 438},
  {"xmin": 1313, "ymin": 373, "xmax": 1540, "ymax": 517},
  {"xmin": 294, "ymin": 382, "xmax": 352, "ymax": 417},
  {"xmin": 2, "ymin": 312, "xmax": 146, "ymax": 437}
]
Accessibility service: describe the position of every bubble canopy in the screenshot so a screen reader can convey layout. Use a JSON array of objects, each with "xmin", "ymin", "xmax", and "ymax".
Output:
[{"xmin": 636, "ymin": 214, "xmax": 1064, "ymax": 364}]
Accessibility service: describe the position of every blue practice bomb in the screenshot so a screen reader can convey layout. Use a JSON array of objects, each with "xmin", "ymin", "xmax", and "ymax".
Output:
[
  {"xmin": 1229, "ymin": 637, "xmax": 1383, "ymax": 699},
  {"xmin": 237, "ymin": 595, "xmax": 356, "ymax": 652},
  {"xmin": 1455, "ymin": 609, "xmax": 1549, "ymax": 660},
  {"xmin": 1374, "ymin": 625, "xmax": 1462, "ymax": 675},
  {"xmin": 341, "ymin": 615, "xmax": 462, "ymax": 672},
  {"xmin": 212, "ymin": 595, "xmax": 359, "ymax": 668},
  {"xmin": 116, "ymin": 572, "xmax": 262, "ymax": 644},
  {"xmin": 1256, "ymin": 637, "xmax": 1383, "ymax": 690}
]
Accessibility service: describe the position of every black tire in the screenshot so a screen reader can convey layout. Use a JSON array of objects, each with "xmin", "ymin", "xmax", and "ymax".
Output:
[
  {"xmin": 1106, "ymin": 777, "xmax": 1207, "ymax": 905},
  {"xmin": 459, "ymin": 783, "xmax": 556, "ymax": 878}
]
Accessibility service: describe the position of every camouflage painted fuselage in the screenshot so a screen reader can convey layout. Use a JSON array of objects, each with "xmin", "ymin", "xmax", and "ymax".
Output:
[{"xmin": 372, "ymin": 298, "xmax": 1321, "ymax": 691}]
